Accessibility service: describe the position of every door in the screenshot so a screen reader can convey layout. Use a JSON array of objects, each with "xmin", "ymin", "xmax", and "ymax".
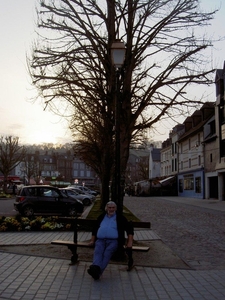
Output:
[
  {"xmin": 38, "ymin": 187, "xmax": 62, "ymax": 214},
  {"xmin": 209, "ymin": 177, "xmax": 218, "ymax": 199}
]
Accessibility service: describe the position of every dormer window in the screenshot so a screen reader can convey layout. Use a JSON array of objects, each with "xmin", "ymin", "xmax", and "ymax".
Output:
[{"xmin": 215, "ymin": 75, "xmax": 224, "ymax": 99}]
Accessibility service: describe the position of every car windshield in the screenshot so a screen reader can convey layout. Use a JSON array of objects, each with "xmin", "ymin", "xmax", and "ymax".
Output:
[
  {"xmin": 40, "ymin": 188, "xmax": 59, "ymax": 197},
  {"xmin": 66, "ymin": 190, "xmax": 76, "ymax": 196},
  {"xmin": 71, "ymin": 189, "xmax": 82, "ymax": 194},
  {"xmin": 83, "ymin": 187, "xmax": 90, "ymax": 192},
  {"xmin": 60, "ymin": 189, "xmax": 68, "ymax": 197}
]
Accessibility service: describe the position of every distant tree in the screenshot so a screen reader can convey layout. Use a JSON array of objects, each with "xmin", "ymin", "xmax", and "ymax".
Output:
[
  {"xmin": 22, "ymin": 151, "xmax": 40, "ymax": 185},
  {"xmin": 29, "ymin": 0, "xmax": 218, "ymax": 209},
  {"xmin": 0, "ymin": 136, "xmax": 26, "ymax": 193},
  {"xmin": 137, "ymin": 157, "xmax": 149, "ymax": 181},
  {"xmin": 71, "ymin": 107, "xmax": 114, "ymax": 206}
]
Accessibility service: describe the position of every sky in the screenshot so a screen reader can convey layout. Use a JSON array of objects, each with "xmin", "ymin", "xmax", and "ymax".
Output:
[{"xmin": 0, "ymin": 0, "xmax": 224, "ymax": 145}]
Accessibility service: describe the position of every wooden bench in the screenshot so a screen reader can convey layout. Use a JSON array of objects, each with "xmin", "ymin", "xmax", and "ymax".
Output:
[{"xmin": 51, "ymin": 217, "xmax": 151, "ymax": 265}]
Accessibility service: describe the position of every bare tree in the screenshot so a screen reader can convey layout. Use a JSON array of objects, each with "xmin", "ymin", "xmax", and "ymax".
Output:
[
  {"xmin": 29, "ymin": 0, "xmax": 218, "ymax": 208},
  {"xmin": 0, "ymin": 136, "xmax": 26, "ymax": 193},
  {"xmin": 22, "ymin": 151, "xmax": 40, "ymax": 185}
]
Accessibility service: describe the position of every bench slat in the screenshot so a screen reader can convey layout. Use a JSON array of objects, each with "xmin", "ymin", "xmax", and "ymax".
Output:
[
  {"xmin": 54, "ymin": 217, "xmax": 151, "ymax": 229},
  {"xmin": 51, "ymin": 240, "xmax": 149, "ymax": 252},
  {"xmin": 51, "ymin": 240, "xmax": 92, "ymax": 247}
]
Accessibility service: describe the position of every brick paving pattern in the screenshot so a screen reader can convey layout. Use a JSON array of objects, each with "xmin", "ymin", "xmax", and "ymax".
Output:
[
  {"xmin": 1, "ymin": 196, "xmax": 225, "ymax": 299},
  {"xmin": 124, "ymin": 196, "xmax": 225, "ymax": 270}
]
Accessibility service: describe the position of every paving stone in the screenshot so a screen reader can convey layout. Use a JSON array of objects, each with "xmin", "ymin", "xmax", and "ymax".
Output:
[{"xmin": 1, "ymin": 196, "xmax": 225, "ymax": 299}]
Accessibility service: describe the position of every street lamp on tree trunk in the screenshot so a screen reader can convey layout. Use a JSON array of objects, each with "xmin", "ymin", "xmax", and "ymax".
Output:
[{"xmin": 111, "ymin": 39, "xmax": 126, "ymax": 214}]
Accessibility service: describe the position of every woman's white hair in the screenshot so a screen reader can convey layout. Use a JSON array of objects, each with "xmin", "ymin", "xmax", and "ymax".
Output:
[{"xmin": 105, "ymin": 201, "xmax": 117, "ymax": 210}]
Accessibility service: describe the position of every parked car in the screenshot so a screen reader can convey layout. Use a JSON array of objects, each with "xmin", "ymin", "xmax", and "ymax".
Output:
[
  {"xmin": 69, "ymin": 185, "xmax": 98, "ymax": 196},
  {"xmin": 14, "ymin": 185, "xmax": 84, "ymax": 217},
  {"xmin": 68, "ymin": 186, "xmax": 95, "ymax": 197},
  {"xmin": 60, "ymin": 187, "xmax": 94, "ymax": 206}
]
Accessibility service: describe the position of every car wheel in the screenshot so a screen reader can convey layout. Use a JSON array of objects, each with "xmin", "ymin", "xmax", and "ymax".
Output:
[
  {"xmin": 83, "ymin": 198, "xmax": 90, "ymax": 206},
  {"xmin": 22, "ymin": 206, "xmax": 34, "ymax": 217},
  {"xmin": 67, "ymin": 207, "xmax": 77, "ymax": 217}
]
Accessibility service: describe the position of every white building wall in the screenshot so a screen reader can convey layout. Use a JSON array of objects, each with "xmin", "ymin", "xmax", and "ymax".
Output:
[{"xmin": 179, "ymin": 134, "xmax": 204, "ymax": 173}]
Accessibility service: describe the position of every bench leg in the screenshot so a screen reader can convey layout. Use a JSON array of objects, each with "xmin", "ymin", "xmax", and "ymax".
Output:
[
  {"xmin": 69, "ymin": 218, "xmax": 78, "ymax": 265},
  {"xmin": 125, "ymin": 247, "xmax": 134, "ymax": 271},
  {"xmin": 68, "ymin": 245, "xmax": 78, "ymax": 265}
]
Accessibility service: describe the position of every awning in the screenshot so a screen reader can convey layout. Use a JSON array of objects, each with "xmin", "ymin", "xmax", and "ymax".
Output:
[{"xmin": 159, "ymin": 176, "xmax": 175, "ymax": 186}]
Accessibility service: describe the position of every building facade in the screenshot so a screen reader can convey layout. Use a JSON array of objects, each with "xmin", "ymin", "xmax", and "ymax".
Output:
[
  {"xmin": 160, "ymin": 102, "xmax": 216, "ymax": 199},
  {"xmin": 213, "ymin": 63, "xmax": 225, "ymax": 200},
  {"xmin": 149, "ymin": 144, "xmax": 161, "ymax": 179},
  {"xmin": 203, "ymin": 115, "xmax": 218, "ymax": 199},
  {"xmin": 13, "ymin": 148, "xmax": 98, "ymax": 188},
  {"xmin": 177, "ymin": 103, "xmax": 214, "ymax": 198},
  {"xmin": 159, "ymin": 61, "xmax": 225, "ymax": 201}
]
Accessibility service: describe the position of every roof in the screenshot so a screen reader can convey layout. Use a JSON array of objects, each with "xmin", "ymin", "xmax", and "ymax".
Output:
[
  {"xmin": 178, "ymin": 102, "xmax": 215, "ymax": 142},
  {"xmin": 129, "ymin": 148, "xmax": 149, "ymax": 158},
  {"xmin": 151, "ymin": 148, "xmax": 161, "ymax": 161}
]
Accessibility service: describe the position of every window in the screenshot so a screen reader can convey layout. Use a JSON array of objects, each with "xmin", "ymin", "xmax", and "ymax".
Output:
[
  {"xmin": 179, "ymin": 179, "xmax": 183, "ymax": 192},
  {"xmin": 210, "ymin": 120, "xmax": 216, "ymax": 135},
  {"xmin": 215, "ymin": 78, "xmax": 224, "ymax": 97},
  {"xmin": 220, "ymin": 105, "xmax": 225, "ymax": 124},
  {"xmin": 26, "ymin": 187, "xmax": 38, "ymax": 196},
  {"xmin": 221, "ymin": 124, "xmax": 225, "ymax": 157},
  {"xmin": 210, "ymin": 153, "xmax": 212, "ymax": 162},
  {"xmin": 195, "ymin": 177, "xmax": 201, "ymax": 193},
  {"xmin": 184, "ymin": 175, "xmax": 194, "ymax": 190},
  {"xmin": 41, "ymin": 188, "xmax": 59, "ymax": 197},
  {"xmin": 189, "ymin": 158, "xmax": 191, "ymax": 168},
  {"xmin": 197, "ymin": 133, "xmax": 200, "ymax": 146},
  {"xmin": 80, "ymin": 163, "xmax": 85, "ymax": 170},
  {"xmin": 221, "ymin": 139, "xmax": 225, "ymax": 157},
  {"xmin": 198, "ymin": 155, "xmax": 201, "ymax": 166}
]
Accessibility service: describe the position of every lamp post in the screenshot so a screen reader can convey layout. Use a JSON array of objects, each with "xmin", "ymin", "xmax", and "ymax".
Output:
[{"xmin": 111, "ymin": 39, "xmax": 126, "ymax": 212}]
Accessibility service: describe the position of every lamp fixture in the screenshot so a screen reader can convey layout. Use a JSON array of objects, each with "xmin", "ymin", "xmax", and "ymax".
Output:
[{"xmin": 111, "ymin": 39, "xmax": 126, "ymax": 68}]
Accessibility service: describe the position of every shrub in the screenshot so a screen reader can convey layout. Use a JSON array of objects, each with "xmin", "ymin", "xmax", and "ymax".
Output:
[{"xmin": 0, "ymin": 215, "xmax": 72, "ymax": 232}]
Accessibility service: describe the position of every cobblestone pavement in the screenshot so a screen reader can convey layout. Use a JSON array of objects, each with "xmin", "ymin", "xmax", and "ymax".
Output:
[
  {"xmin": 124, "ymin": 196, "xmax": 225, "ymax": 270},
  {"xmin": 1, "ymin": 197, "xmax": 225, "ymax": 299}
]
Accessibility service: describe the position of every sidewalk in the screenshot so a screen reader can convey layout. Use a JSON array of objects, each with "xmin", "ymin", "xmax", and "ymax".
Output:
[
  {"xmin": 1, "ymin": 197, "xmax": 225, "ymax": 299},
  {"xmin": 153, "ymin": 196, "xmax": 225, "ymax": 212},
  {"xmin": 1, "ymin": 232, "xmax": 225, "ymax": 299}
]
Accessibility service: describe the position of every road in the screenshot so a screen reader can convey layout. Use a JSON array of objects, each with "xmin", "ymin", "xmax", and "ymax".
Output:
[
  {"xmin": 124, "ymin": 196, "xmax": 225, "ymax": 270},
  {"xmin": 0, "ymin": 198, "xmax": 16, "ymax": 216}
]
